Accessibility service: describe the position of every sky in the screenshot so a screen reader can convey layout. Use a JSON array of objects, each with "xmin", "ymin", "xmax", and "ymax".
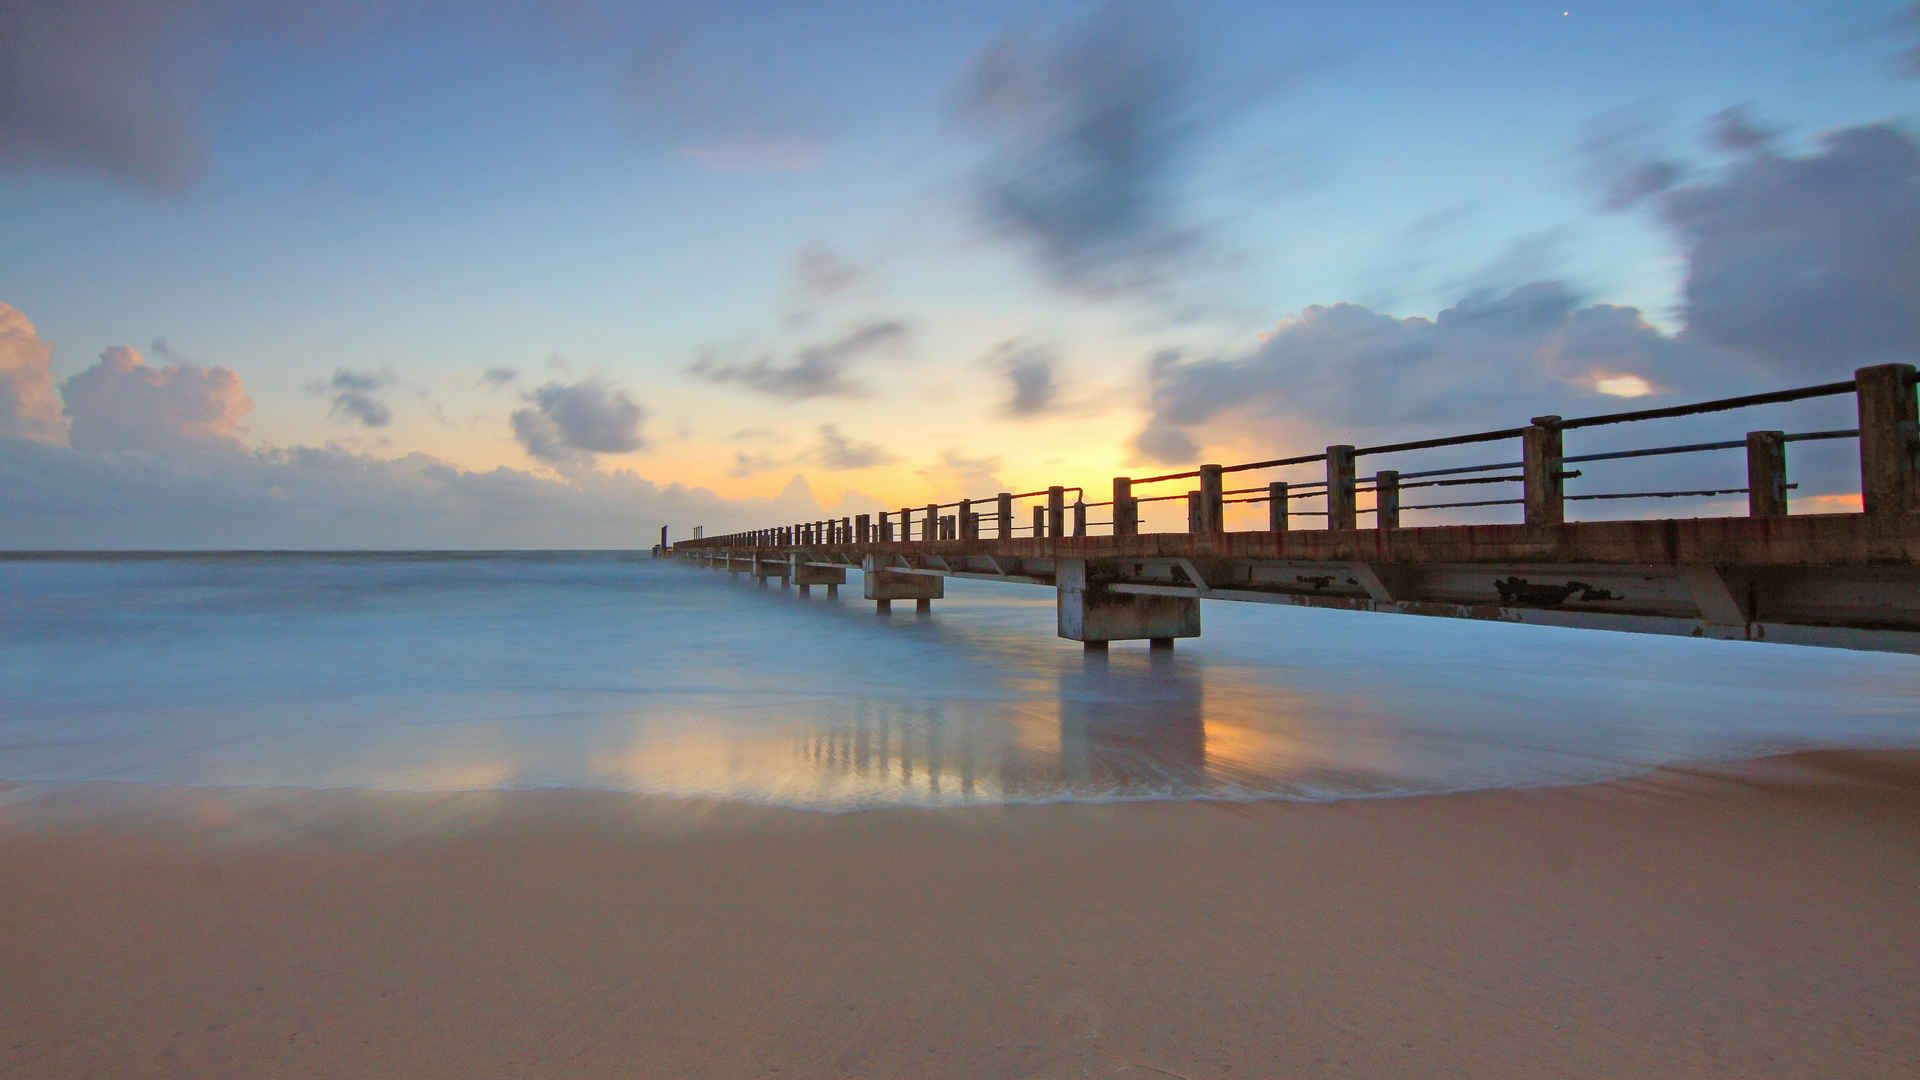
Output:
[{"xmin": 2, "ymin": 0, "xmax": 1916, "ymax": 547}]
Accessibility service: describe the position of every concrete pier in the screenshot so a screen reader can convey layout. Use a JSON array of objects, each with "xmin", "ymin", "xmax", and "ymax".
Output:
[
  {"xmin": 751, "ymin": 554, "xmax": 789, "ymax": 588},
  {"xmin": 862, "ymin": 554, "xmax": 943, "ymax": 613},
  {"xmin": 791, "ymin": 557, "xmax": 846, "ymax": 589},
  {"xmin": 671, "ymin": 364, "xmax": 1920, "ymax": 656},
  {"xmin": 1056, "ymin": 559, "xmax": 1200, "ymax": 647}
]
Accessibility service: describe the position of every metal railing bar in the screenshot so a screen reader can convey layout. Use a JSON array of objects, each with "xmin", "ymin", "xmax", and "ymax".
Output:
[
  {"xmin": 1560, "ymin": 439, "xmax": 1744, "ymax": 465},
  {"xmin": 1782, "ymin": 428, "xmax": 1859, "ymax": 442},
  {"xmin": 1391, "ymin": 460, "xmax": 1524, "ymax": 481},
  {"xmin": 1132, "ymin": 469, "xmax": 1203, "ymax": 485},
  {"xmin": 1220, "ymin": 453, "xmax": 1326, "ymax": 473},
  {"xmin": 1397, "ymin": 497, "xmax": 1526, "ymax": 510},
  {"xmin": 1564, "ymin": 486, "xmax": 1775, "ymax": 501},
  {"xmin": 1353, "ymin": 427, "xmax": 1528, "ymax": 457},
  {"xmin": 1557, "ymin": 380, "xmax": 1856, "ymax": 430}
]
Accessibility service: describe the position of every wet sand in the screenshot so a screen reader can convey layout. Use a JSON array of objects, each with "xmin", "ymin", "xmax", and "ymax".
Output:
[{"xmin": 3, "ymin": 751, "xmax": 1918, "ymax": 1078}]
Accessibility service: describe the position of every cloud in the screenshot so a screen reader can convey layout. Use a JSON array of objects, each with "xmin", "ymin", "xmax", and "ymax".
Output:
[
  {"xmin": 1582, "ymin": 109, "xmax": 1683, "ymax": 210},
  {"xmin": 988, "ymin": 342, "xmax": 1060, "ymax": 417},
  {"xmin": 789, "ymin": 246, "xmax": 864, "ymax": 302},
  {"xmin": 1131, "ymin": 282, "xmax": 1761, "ymax": 464},
  {"xmin": 0, "ymin": 1, "xmax": 210, "ymax": 194},
  {"xmin": 1708, "ymin": 106, "xmax": 1775, "ymax": 153},
  {"xmin": 730, "ymin": 451, "xmax": 781, "ymax": 478},
  {"xmin": 310, "ymin": 368, "xmax": 394, "ymax": 428},
  {"xmin": 60, "ymin": 345, "xmax": 251, "ymax": 454},
  {"xmin": 727, "ymin": 423, "xmax": 892, "ymax": 476},
  {"xmin": 951, "ymin": 2, "xmax": 1310, "ymax": 299},
  {"xmin": 511, "ymin": 377, "xmax": 646, "ymax": 466},
  {"xmin": 480, "ymin": 366, "xmax": 520, "ymax": 389},
  {"xmin": 0, "ymin": 303, "xmax": 68, "ymax": 444},
  {"xmin": 620, "ymin": 24, "xmax": 829, "ymax": 173},
  {"xmin": 729, "ymin": 426, "xmax": 785, "ymax": 443},
  {"xmin": 332, "ymin": 392, "xmax": 391, "ymax": 428},
  {"xmin": 0, "ymin": 438, "xmax": 835, "ymax": 550},
  {"xmin": 689, "ymin": 321, "xmax": 910, "ymax": 399},
  {"xmin": 1892, "ymin": 4, "xmax": 1919, "ymax": 77},
  {"xmin": 812, "ymin": 424, "xmax": 892, "ymax": 470},
  {"xmin": 1659, "ymin": 122, "xmax": 1920, "ymax": 374},
  {"xmin": 919, "ymin": 450, "xmax": 1007, "ymax": 497}
]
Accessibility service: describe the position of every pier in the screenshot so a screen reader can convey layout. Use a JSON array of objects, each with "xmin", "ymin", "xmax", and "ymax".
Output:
[{"xmin": 674, "ymin": 364, "xmax": 1920, "ymax": 655}]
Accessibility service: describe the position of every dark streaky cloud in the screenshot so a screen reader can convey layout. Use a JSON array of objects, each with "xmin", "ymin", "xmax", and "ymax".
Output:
[
  {"xmin": 511, "ymin": 377, "xmax": 646, "ymax": 466},
  {"xmin": 950, "ymin": 2, "xmax": 1304, "ymax": 298},
  {"xmin": 727, "ymin": 424, "xmax": 892, "ymax": 476},
  {"xmin": 689, "ymin": 321, "xmax": 909, "ymax": 399},
  {"xmin": 813, "ymin": 424, "xmax": 892, "ymax": 470},
  {"xmin": 988, "ymin": 343, "xmax": 1061, "ymax": 417},
  {"xmin": 316, "ymin": 368, "xmax": 393, "ymax": 428},
  {"xmin": 0, "ymin": 1, "xmax": 210, "ymax": 194},
  {"xmin": 1662, "ymin": 123, "xmax": 1920, "ymax": 373}
]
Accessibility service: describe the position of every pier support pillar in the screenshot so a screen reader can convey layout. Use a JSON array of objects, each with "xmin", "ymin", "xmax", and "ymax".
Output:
[
  {"xmin": 1056, "ymin": 559, "xmax": 1200, "ymax": 645},
  {"xmin": 790, "ymin": 556, "xmax": 847, "ymax": 588},
  {"xmin": 752, "ymin": 554, "xmax": 789, "ymax": 587},
  {"xmin": 863, "ymin": 555, "xmax": 943, "ymax": 611}
]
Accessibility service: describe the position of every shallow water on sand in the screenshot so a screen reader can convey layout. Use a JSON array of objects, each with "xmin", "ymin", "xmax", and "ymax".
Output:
[{"xmin": 3, "ymin": 552, "xmax": 1918, "ymax": 809}]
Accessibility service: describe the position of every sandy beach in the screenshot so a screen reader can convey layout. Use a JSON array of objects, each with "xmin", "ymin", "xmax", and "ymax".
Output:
[{"xmin": 3, "ymin": 750, "xmax": 1917, "ymax": 1078}]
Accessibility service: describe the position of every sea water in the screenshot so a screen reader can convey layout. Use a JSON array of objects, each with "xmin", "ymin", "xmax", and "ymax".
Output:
[{"xmin": 3, "ymin": 551, "xmax": 1917, "ymax": 809}]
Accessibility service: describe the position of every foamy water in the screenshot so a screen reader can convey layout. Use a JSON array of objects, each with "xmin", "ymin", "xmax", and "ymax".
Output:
[{"xmin": 3, "ymin": 551, "xmax": 1917, "ymax": 809}]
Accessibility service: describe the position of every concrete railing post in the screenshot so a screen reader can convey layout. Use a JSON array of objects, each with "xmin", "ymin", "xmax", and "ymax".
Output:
[
  {"xmin": 1523, "ymin": 417, "xmax": 1564, "ymax": 526},
  {"xmin": 855, "ymin": 514, "xmax": 870, "ymax": 542},
  {"xmin": 958, "ymin": 499, "xmax": 974, "ymax": 540},
  {"xmin": 841, "ymin": 517, "xmax": 851, "ymax": 543},
  {"xmin": 880, "ymin": 512, "xmax": 892, "ymax": 541},
  {"xmin": 997, "ymin": 492, "xmax": 1013, "ymax": 538},
  {"xmin": 1073, "ymin": 500, "xmax": 1086, "ymax": 537},
  {"xmin": 1746, "ymin": 431, "xmax": 1787, "ymax": 517},
  {"xmin": 1856, "ymin": 363, "xmax": 1919, "ymax": 517},
  {"xmin": 1199, "ymin": 464, "xmax": 1224, "ymax": 535},
  {"xmin": 1032, "ymin": 506, "xmax": 1046, "ymax": 538},
  {"xmin": 1047, "ymin": 486, "xmax": 1065, "ymax": 539},
  {"xmin": 1186, "ymin": 491, "xmax": 1202, "ymax": 533},
  {"xmin": 1326, "ymin": 445, "xmax": 1356, "ymax": 530},
  {"xmin": 1112, "ymin": 477, "xmax": 1136, "ymax": 537},
  {"xmin": 899, "ymin": 508, "xmax": 911, "ymax": 543},
  {"xmin": 924, "ymin": 503, "xmax": 938, "ymax": 542},
  {"xmin": 1376, "ymin": 470, "xmax": 1400, "ymax": 529},
  {"xmin": 1268, "ymin": 482, "xmax": 1289, "ymax": 533}
]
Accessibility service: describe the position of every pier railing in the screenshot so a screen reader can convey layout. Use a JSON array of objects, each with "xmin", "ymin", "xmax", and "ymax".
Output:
[{"xmin": 680, "ymin": 363, "xmax": 1918, "ymax": 551}]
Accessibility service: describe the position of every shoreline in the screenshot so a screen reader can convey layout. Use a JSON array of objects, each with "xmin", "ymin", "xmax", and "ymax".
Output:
[
  {"xmin": 6, "ymin": 749, "xmax": 1919, "ymax": 1077},
  {"xmin": 10, "ymin": 735, "xmax": 1917, "ymax": 818}
]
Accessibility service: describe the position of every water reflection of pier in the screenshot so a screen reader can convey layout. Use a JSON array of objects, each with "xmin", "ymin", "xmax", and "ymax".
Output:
[{"xmin": 799, "ymin": 652, "xmax": 1207, "ymax": 800}]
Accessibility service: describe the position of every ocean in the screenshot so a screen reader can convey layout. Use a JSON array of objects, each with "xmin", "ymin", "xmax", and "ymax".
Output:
[{"xmin": 3, "ymin": 551, "xmax": 1917, "ymax": 809}]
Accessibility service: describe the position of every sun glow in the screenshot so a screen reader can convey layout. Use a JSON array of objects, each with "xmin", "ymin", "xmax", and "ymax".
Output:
[{"xmin": 1591, "ymin": 373, "xmax": 1656, "ymax": 398}]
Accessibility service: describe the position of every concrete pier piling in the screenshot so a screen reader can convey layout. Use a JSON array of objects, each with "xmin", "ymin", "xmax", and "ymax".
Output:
[
  {"xmin": 862, "ymin": 554, "xmax": 942, "ymax": 613},
  {"xmin": 1056, "ymin": 559, "xmax": 1200, "ymax": 647}
]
